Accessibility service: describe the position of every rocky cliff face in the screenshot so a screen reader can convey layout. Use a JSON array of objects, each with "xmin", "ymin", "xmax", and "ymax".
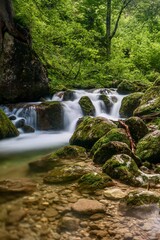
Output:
[{"xmin": 0, "ymin": 32, "xmax": 49, "ymax": 103}]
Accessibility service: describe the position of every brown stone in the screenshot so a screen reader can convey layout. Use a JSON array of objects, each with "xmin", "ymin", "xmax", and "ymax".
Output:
[{"xmin": 71, "ymin": 198, "xmax": 105, "ymax": 215}]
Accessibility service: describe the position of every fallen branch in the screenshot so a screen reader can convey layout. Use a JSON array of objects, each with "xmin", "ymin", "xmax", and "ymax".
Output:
[{"xmin": 119, "ymin": 120, "xmax": 136, "ymax": 153}]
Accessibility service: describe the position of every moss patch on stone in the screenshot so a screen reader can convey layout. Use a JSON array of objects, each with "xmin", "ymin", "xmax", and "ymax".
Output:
[
  {"xmin": 117, "ymin": 80, "xmax": 151, "ymax": 94},
  {"xmin": 91, "ymin": 128, "xmax": 130, "ymax": 156},
  {"xmin": 0, "ymin": 109, "xmax": 19, "ymax": 139},
  {"xmin": 102, "ymin": 154, "xmax": 142, "ymax": 187},
  {"xmin": 135, "ymin": 130, "xmax": 160, "ymax": 163},
  {"xmin": 78, "ymin": 172, "xmax": 113, "ymax": 190},
  {"xmin": 119, "ymin": 92, "xmax": 144, "ymax": 118},
  {"xmin": 70, "ymin": 116, "xmax": 117, "ymax": 149},
  {"xmin": 79, "ymin": 96, "xmax": 95, "ymax": 116}
]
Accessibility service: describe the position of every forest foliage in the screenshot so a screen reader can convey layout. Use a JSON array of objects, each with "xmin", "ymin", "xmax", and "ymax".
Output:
[{"xmin": 13, "ymin": 0, "xmax": 160, "ymax": 91}]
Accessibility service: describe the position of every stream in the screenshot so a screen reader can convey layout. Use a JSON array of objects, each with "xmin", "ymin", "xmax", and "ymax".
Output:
[{"xmin": 0, "ymin": 89, "xmax": 125, "ymax": 178}]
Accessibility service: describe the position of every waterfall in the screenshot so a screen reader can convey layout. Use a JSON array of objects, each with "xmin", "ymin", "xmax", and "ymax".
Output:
[{"xmin": 0, "ymin": 89, "xmax": 126, "ymax": 154}]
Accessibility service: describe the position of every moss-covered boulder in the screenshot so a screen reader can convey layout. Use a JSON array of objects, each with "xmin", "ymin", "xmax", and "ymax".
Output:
[
  {"xmin": 91, "ymin": 128, "xmax": 130, "ymax": 156},
  {"xmin": 78, "ymin": 172, "xmax": 114, "ymax": 191},
  {"xmin": 0, "ymin": 109, "xmax": 19, "ymax": 139},
  {"xmin": 134, "ymin": 86, "xmax": 160, "ymax": 116},
  {"xmin": 135, "ymin": 130, "xmax": 160, "ymax": 163},
  {"xmin": 93, "ymin": 141, "xmax": 139, "ymax": 165},
  {"xmin": 99, "ymin": 94, "xmax": 113, "ymax": 113},
  {"xmin": 117, "ymin": 80, "xmax": 151, "ymax": 94},
  {"xmin": 43, "ymin": 165, "xmax": 91, "ymax": 184},
  {"xmin": 102, "ymin": 154, "xmax": 142, "ymax": 186},
  {"xmin": 70, "ymin": 116, "xmax": 117, "ymax": 149},
  {"xmin": 29, "ymin": 145, "xmax": 87, "ymax": 172},
  {"xmin": 122, "ymin": 190, "xmax": 160, "ymax": 206},
  {"xmin": 119, "ymin": 92, "xmax": 144, "ymax": 117},
  {"xmin": 36, "ymin": 101, "xmax": 64, "ymax": 130},
  {"xmin": 125, "ymin": 117, "xmax": 148, "ymax": 142},
  {"xmin": 78, "ymin": 96, "xmax": 95, "ymax": 116}
]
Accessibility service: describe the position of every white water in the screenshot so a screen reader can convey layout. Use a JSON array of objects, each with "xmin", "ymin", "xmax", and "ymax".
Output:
[{"xmin": 0, "ymin": 89, "xmax": 126, "ymax": 155}]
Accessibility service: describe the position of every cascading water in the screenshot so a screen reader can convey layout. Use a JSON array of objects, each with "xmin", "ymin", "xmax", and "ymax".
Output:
[{"xmin": 0, "ymin": 89, "xmax": 126, "ymax": 155}]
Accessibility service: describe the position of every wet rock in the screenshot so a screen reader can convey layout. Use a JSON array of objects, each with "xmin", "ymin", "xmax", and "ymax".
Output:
[
  {"xmin": 91, "ymin": 128, "xmax": 130, "ymax": 156},
  {"xmin": 0, "ymin": 109, "xmax": 19, "ymax": 140},
  {"xmin": 104, "ymin": 188, "xmax": 127, "ymax": 200},
  {"xmin": 79, "ymin": 96, "xmax": 95, "ymax": 116},
  {"xmin": 14, "ymin": 118, "xmax": 25, "ymax": 128},
  {"xmin": 0, "ymin": 32, "xmax": 49, "ymax": 103},
  {"xmin": 70, "ymin": 116, "xmax": 117, "ymax": 149},
  {"xmin": 6, "ymin": 209, "xmax": 27, "ymax": 225},
  {"xmin": 8, "ymin": 115, "xmax": 16, "ymax": 121},
  {"xmin": 134, "ymin": 86, "xmax": 160, "ymax": 116},
  {"xmin": 43, "ymin": 165, "xmax": 91, "ymax": 184},
  {"xmin": 63, "ymin": 90, "xmax": 75, "ymax": 101},
  {"xmin": 29, "ymin": 145, "xmax": 87, "ymax": 172},
  {"xmin": 102, "ymin": 154, "xmax": 143, "ymax": 187},
  {"xmin": 71, "ymin": 198, "xmax": 105, "ymax": 215},
  {"xmin": 78, "ymin": 172, "xmax": 114, "ymax": 191},
  {"xmin": 119, "ymin": 92, "xmax": 144, "ymax": 118},
  {"xmin": 57, "ymin": 216, "xmax": 80, "ymax": 232},
  {"xmin": 117, "ymin": 80, "xmax": 150, "ymax": 94},
  {"xmin": 125, "ymin": 117, "xmax": 148, "ymax": 142},
  {"xmin": 93, "ymin": 141, "xmax": 139, "ymax": 165},
  {"xmin": 135, "ymin": 130, "xmax": 160, "ymax": 163},
  {"xmin": 0, "ymin": 229, "xmax": 12, "ymax": 240},
  {"xmin": 21, "ymin": 125, "xmax": 35, "ymax": 133},
  {"xmin": 122, "ymin": 190, "xmax": 160, "ymax": 206},
  {"xmin": 36, "ymin": 101, "xmax": 64, "ymax": 130},
  {"xmin": 0, "ymin": 179, "xmax": 36, "ymax": 194},
  {"xmin": 99, "ymin": 94, "xmax": 113, "ymax": 113}
]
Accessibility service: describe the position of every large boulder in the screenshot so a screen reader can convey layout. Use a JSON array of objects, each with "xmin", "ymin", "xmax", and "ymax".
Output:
[
  {"xmin": 0, "ymin": 33, "xmax": 49, "ymax": 103},
  {"xmin": 117, "ymin": 80, "xmax": 151, "ymax": 94},
  {"xmin": 0, "ymin": 109, "xmax": 19, "ymax": 139},
  {"xmin": 69, "ymin": 116, "xmax": 117, "ymax": 149},
  {"xmin": 102, "ymin": 154, "xmax": 142, "ymax": 187},
  {"xmin": 135, "ymin": 130, "xmax": 160, "ymax": 163},
  {"xmin": 36, "ymin": 101, "xmax": 64, "ymax": 130},
  {"xmin": 119, "ymin": 92, "xmax": 144, "ymax": 117},
  {"xmin": 91, "ymin": 128, "xmax": 130, "ymax": 156},
  {"xmin": 43, "ymin": 165, "xmax": 91, "ymax": 184},
  {"xmin": 125, "ymin": 117, "xmax": 148, "ymax": 142},
  {"xmin": 93, "ymin": 141, "xmax": 139, "ymax": 165},
  {"xmin": 134, "ymin": 86, "xmax": 160, "ymax": 116},
  {"xmin": 78, "ymin": 96, "xmax": 95, "ymax": 116},
  {"xmin": 29, "ymin": 145, "xmax": 87, "ymax": 172}
]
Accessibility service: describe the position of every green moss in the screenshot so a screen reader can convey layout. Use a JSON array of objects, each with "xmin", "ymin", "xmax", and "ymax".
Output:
[
  {"xmin": 135, "ymin": 130, "xmax": 160, "ymax": 163},
  {"xmin": 123, "ymin": 191, "xmax": 160, "ymax": 206},
  {"xmin": 78, "ymin": 172, "xmax": 113, "ymax": 190},
  {"xmin": 79, "ymin": 96, "xmax": 95, "ymax": 116},
  {"xmin": 43, "ymin": 165, "xmax": 91, "ymax": 184},
  {"xmin": 119, "ymin": 92, "xmax": 144, "ymax": 118},
  {"xmin": 91, "ymin": 128, "xmax": 130, "ymax": 156},
  {"xmin": 102, "ymin": 154, "xmax": 141, "ymax": 186},
  {"xmin": 70, "ymin": 116, "xmax": 117, "ymax": 149},
  {"xmin": 50, "ymin": 145, "xmax": 87, "ymax": 159},
  {"xmin": 0, "ymin": 109, "xmax": 19, "ymax": 139},
  {"xmin": 117, "ymin": 80, "xmax": 151, "ymax": 94}
]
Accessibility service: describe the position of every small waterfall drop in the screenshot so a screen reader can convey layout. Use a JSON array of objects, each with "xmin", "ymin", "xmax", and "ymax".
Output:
[{"xmin": 0, "ymin": 88, "xmax": 126, "ymax": 154}]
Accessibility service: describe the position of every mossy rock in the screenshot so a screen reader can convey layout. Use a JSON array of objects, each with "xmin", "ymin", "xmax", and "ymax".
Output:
[
  {"xmin": 125, "ymin": 117, "xmax": 148, "ymax": 142},
  {"xmin": 70, "ymin": 116, "xmax": 117, "ymax": 149},
  {"xmin": 99, "ymin": 94, "xmax": 113, "ymax": 113},
  {"xmin": 119, "ymin": 92, "xmax": 144, "ymax": 118},
  {"xmin": 91, "ymin": 128, "xmax": 130, "ymax": 156},
  {"xmin": 135, "ymin": 130, "xmax": 160, "ymax": 163},
  {"xmin": 36, "ymin": 101, "xmax": 64, "ymax": 130},
  {"xmin": 93, "ymin": 141, "xmax": 140, "ymax": 165},
  {"xmin": 43, "ymin": 165, "xmax": 91, "ymax": 184},
  {"xmin": 79, "ymin": 96, "xmax": 95, "ymax": 116},
  {"xmin": 29, "ymin": 145, "xmax": 87, "ymax": 172},
  {"xmin": 78, "ymin": 172, "xmax": 113, "ymax": 191},
  {"xmin": 122, "ymin": 190, "xmax": 160, "ymax": 206},
  {"xmin": 0, "ymin": 109, "xmax": 19, "ymax": 139},
  {"xmin": 134, "ymin": 86, "xmax": 160, "ymax": 116},
  {"xmin": 102, "ymin": 154, "xmax": 142, "ymax": 187},
  {"xmin": 63, "ymin": 90, "xmax": 75, "ymax": 101},
  {"xmin": 117, "ymin": 80, "xmax": 151, "ymax": 94}
]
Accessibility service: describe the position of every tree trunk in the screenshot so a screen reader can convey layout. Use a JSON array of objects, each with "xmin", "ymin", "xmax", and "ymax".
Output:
[{"xmin": 106, "ymin": 0, "xmax": 111, "ymax": 59}]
